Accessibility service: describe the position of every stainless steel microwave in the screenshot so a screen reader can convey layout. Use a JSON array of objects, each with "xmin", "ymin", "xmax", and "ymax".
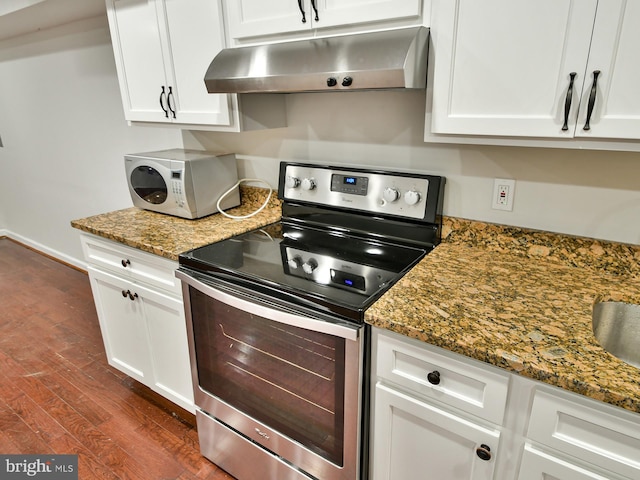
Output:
[{"xmin": 125, "ymin": 149, "xmax": 240, "ymax": 219}]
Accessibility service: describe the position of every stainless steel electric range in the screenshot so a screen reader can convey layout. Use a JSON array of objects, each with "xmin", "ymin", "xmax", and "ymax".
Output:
[{"xmin": 176, "ymin": 162, "xmax": 445, "ymax": 480}]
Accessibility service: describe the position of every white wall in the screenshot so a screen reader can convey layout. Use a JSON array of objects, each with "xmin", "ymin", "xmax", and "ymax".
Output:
[
  {"xmin": 0, "ymin": 16, "xmax": 182, "ymax": 267},
  {"xmin": 0, "ymin": 14, "xmax": 639, "ymax": 271},
  {"xmin": 186, "ymin": 91, "xmax": 640, "ymax": 245}
]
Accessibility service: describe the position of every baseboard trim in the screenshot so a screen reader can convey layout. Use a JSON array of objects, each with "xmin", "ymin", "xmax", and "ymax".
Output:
[{"xmin": 2, "ymin": 231, "xmax": 87, "ymax": 273}]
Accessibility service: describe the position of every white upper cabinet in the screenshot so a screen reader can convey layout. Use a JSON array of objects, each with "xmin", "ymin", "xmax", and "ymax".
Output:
[
  {"xmin": 107, "ymin": 0, "xmax": 231, "ymax": 126},
  {"xmin": 225, "ymin": 0, "xmax": 423, "ymax": 41},
  {"xmin": 428, "ymin": 0, "xmax": 640, "ymax": 142},
  {"xmin": 575, "ymin": 1, "xmax": 640, "ymax": 139},
  {"xmin": 224, "ymin": 0, "xmax": 309, "ymax": 38},
  {"xmin": 107, "ymin": 0, "xmax": 287, "ymax": 130},
  {"xmin": 163, "ymin": 0, "xmax": 232, "ymax": 125}
]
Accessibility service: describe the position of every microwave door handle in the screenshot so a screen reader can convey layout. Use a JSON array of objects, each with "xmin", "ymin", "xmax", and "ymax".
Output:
[{"xmin": 176, "ymin": 270, "xmax": 359, "ymax": 341}]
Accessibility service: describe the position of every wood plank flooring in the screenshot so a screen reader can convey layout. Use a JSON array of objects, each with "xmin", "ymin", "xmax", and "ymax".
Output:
[{"xmin": 0, "ymin": 238, "xmax": 234, "ymax": 480}]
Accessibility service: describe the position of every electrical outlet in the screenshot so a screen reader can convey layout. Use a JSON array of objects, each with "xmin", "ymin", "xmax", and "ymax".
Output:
[{"xmin": 492, "ymin": 178, "xmax": 515, "ymax": 211}]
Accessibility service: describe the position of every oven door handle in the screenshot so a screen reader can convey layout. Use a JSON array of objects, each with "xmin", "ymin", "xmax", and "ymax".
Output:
[{"xmin": 176, "ymin": 270, "xmax": 360, "ymax": 341}]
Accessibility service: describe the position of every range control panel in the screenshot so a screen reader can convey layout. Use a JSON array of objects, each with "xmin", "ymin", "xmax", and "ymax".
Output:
[{"xmin": 281, "ymin": 164, "xmax": 434, "ymax": 220}]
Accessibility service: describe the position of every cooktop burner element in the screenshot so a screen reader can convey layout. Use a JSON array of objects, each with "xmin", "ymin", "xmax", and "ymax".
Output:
[{"xmin": 179, "ymin": 162, "xmax": 445, "ymax": 322}]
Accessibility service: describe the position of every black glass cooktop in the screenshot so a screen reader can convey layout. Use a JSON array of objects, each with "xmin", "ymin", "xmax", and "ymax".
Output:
[{"xmin": 179, "ymin": 221, "xmax": 426, "ymax": 322}]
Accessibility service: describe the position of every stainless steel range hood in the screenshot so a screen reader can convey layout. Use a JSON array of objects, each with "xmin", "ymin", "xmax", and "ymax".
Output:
[{"xmin": 204, "ymin": 26, "xmax": 429, "ymax": 94}]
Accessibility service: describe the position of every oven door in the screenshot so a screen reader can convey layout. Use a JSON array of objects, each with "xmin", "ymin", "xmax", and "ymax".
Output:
[{"xmin": 176, "ymin": 269, "xmax": 364, "ymax": 480}]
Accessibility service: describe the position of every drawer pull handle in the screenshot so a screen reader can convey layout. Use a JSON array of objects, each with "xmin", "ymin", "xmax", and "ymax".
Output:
[
  {"xmin": 121, "ymin": 289, "xmax": 138, "ymax": 301},
  {"xmin": 427, "ymin": 370, "xmax": 440, "ymax": 385},
  {"xmin": 121, "ymin": 259, "xmax": 130, "ymax": 267},
  {"xmin": 476, "ymin": 444, "xmax": 492, "ymax": 461}
]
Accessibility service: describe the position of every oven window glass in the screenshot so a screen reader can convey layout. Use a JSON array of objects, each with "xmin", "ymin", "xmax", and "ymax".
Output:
[
  {"xmin": 190, "ymin": 287, "xmax": 346, "ymax": 466},
  {"xmin": 130, "ymin": 166, "xmax": 168, "ymax": 204}
]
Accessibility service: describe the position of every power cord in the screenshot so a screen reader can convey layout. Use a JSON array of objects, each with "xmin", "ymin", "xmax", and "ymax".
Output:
[{"xmin": 216, "ymin": 178, "xmax": 273, "ymax": 220}]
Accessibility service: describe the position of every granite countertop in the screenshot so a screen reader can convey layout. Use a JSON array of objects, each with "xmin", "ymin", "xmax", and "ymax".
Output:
[
  {"xmin": 365, "ymin": 218, "xmax": 640, "ymax": 414},
  {"xmin": 73, "ymin": 193, "xmax": 640, "ymax": 414},
  {"xmin": 71, "ymin": 186, "xmax": 282, "ymax": 260}
]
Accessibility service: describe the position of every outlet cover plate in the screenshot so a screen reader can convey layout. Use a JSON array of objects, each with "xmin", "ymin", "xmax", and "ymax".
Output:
[{"xmin": 492, "ymin": 178, "xmax": 515, "ymax": 211}]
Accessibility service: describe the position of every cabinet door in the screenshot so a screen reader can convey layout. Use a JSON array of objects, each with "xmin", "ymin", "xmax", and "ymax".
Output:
[
  {"xmin": 143, "ymin": 286, "xmax": 194, "ymax": 412},
  {"xmin": 429, "ymin": 0, "xmax": 597, "ymax": 137},
  {"xmin": 163, "ymin": 0, "xmax": 231, "ymax": 126},
  {"xmin": 226, "ymin": 0, "xmax": 422, "ymax": 40},
  {"xmin": 318, "ymin": 0, "xmax": 421, "ymax": 28},
  {"xmin": 518, "ymin": 445, "xmax": 616, "ymax": 480},
  {"xmin": 88, "ymin": 267, "xmax": 152, "ymax": 384},
  {"xmin": 107, "ymin": 0, "xmax": 169, "ymax": 122},
  {"xmin": 371, "ymin": 383, "xmax": 499, "ymax": 480},
  {"xmin": 225, "ymin": 0, "xmax": 311, "ymax": 39},
  {"xmin": 574, "ymin": 0, "xmax": 640, "ymax": 139}
]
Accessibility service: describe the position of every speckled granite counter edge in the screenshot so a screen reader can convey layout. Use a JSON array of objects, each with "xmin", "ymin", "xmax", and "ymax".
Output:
[
  {"xmin": 367, "ymin": 216, "xmax": 640, "ymax": 414},
  {"xmin": 442, "ymin": 217, "xmax": 640, "ymax": 277},
  {"xmin": 71, "ymin": 186, "xmax": 282, "ymax": 260}
]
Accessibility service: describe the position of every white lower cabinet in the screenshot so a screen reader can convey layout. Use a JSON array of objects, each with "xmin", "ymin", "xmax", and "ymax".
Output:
[
  {"xmin": 518, "ymin": 445, "xmax": 619, "ymax": 480},
  {"xmin": 373, "ymin": 382, "xmax": 499, "ymax": 480},
  {"xmin": 371, "ymin": 328, "xmax": 507, "ymax": 480},
  {"xmin": 371, "ymin": 327, "xmax": 640, "ymax": 480},
  {"xmin": 81, "ymin": 234, "xmax": 194, "ymax": 413},
  {"xmin": 88, "ymin": 267, "xmax": 152, "ymax": 382},
  {"xmin": 520, "ymin": 388, "xmax": 640, "ymax": 480}
]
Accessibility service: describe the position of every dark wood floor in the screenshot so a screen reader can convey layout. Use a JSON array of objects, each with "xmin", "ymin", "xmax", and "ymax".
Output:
[{"xmin": 0, "ymin": 238, "xmax": 234, "ymax": 479}]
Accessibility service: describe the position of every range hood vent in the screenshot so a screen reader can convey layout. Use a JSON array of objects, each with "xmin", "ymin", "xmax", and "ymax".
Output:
[{"xmin": 204, "ymin": 26, "xmax": 429, "ymax": 94}]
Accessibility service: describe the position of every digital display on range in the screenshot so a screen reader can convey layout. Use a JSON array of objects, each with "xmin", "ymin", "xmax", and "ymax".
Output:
[
  {"xmin": 331, "ymin": 269, "xmax": 366, "ymax": 291},
  {"xmin": 331, "ymin": 174, "xmax": 368, "ymax": 196}
]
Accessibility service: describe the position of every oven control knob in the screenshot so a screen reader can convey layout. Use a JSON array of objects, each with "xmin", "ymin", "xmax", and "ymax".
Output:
[
  {"xmin": 404, "ymin": 190, "xmax": 421, "ymax": 206},
  {"xmin": 383, "ymin": 187, "xmax": 400, "ymax": 203},
  {"xmin": 287, "ymin": 256, "xmax": 302, "ymax": 270},
  {"xmin": 285, "ymin": 176, "xmax": 300, "ymax": 189},
  {"xmin": 302, "ymin": 258, "xmax": 318, "ymax": 274},
  {"xmin": 301, "ymin": 178, "xmax": 316, "ymax": 191}
]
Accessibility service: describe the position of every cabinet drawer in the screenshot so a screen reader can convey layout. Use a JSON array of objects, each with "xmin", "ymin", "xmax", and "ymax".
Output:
[
  {"xmin": 527, "ymin": 388, "xmax": 640, "ymax": 480},
  {"xmin": 80, "ymin": 234, "xmax": 180, "ymax": 295},
  {"xmin": 374, "ymin": 328, "xmax": 509, "ymax": 425},
  {"xmin": 518, "ymin": 444, "xmax": 619, "ymax": 480}
]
